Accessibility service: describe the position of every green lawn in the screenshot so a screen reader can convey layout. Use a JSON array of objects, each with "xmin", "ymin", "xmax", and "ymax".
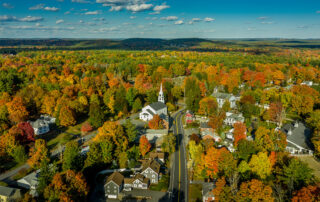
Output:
[
  {"xmin": 45, "ymin": 121, "xmax": 86, "ymax": 151},
  {"xmin": 189, "ymin": 184, "xmax": 202, "ymax": 202},
  {"xmin": 149, "ymin": 174, "xmax": 169, "ymax": 192},
  {"xmin": 47, "ymin": 132, "xmax": 74, "ymax": 151}
]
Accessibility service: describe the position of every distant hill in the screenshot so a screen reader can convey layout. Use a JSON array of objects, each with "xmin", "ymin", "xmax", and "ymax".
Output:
[{"xmin": 0, "ymin": 38, "xmax": 320, "ymax": 53}]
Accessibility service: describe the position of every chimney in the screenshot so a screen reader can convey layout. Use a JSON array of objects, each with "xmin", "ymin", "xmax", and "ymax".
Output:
[
  {"xmin": 288, "ymin": 128, "xmax": 292, "ymax": 136},
  {"xmin": 294, "ymin": 121, "xmax": 299, "ymax": 128}
]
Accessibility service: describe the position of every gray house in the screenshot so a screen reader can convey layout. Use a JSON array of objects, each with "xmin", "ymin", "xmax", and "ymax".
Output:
[
  {"xmin": 17, "ymin": 171, "xmax": 39, "ymax": 197},
  {"xmin": 0, "ymin": 186, "xmax": 22, "ymax": 202},
  {"xmin": 212, "ymin": 92, "xmax": 238, "ymax": 108},
  {"xmin": 104, "ymin": 172, "xmax": 124, "ymax": 199},
  {"xmin": 29, "ymin": 115, "xmax": 56, "ymax": 135},
  {"xmin": 141, "ymin": 160, "xmax": 161, "ymax": 184},
  {"xmin": 202, "ymin": 182, "xmax": 215, "ymax": 202},
  {"xmin": 281, "ymin": 121, "xmax": 313, "ymax": 155},
  {"xmin": 124, "ymin": 173, "xmax": 149, "ymax": 191}
]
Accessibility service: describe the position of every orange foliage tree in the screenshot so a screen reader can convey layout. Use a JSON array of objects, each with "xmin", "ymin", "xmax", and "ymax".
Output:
[
  {"xmin": 198, "ymin": 97, "xmax": 218, "ymax": 117},
  {"xmin": 204, "ymin": 147, "xmax": 229, "ymax": 179},
  {"xmin": 6, "ymin": 96, "xmax": 29, "ymax": 123},
  {"xmin": 292, "ymin": 184, "xmax": 320, "ymax": 202},
  {"xmin": 28, "ymin": 139, "xmax": 49, "ymax": 169},
  {"xmin": 237, "ymin": 179, "xmax": 274, "ymax": 202},
  {"xmin": 59, "ymin": 106, "xmax": 76, "ymax": 127},
  {"xmin": 139, "ymin": 135, "xmax": 151, "ymax": 157},
  {"xmin": 233, "ymin": 122, "xmax": 246, "ymax": 146},
  {"xmin": 44, "ymin": 170, "xmax": 89, "ymax": 202},
  {"xmin": 148, "ymin": 115, "xmax": 163, "ymax": 129}
]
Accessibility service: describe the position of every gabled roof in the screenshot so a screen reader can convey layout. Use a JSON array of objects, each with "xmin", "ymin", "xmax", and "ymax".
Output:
[
  {"xmin": 0, "ymin": 186, "xmax": 20, "ymax": 197},
  {"xmin": 18, "ymin": 171, "xmax": 39, "ymax": 187},
  {"xmin": 146, "ymin": 109, "xmax": 155, "ymax": 116},
  {"xmin": 30, "ymin": 119, "xmax": 49, "ymax": 129},
  {"xmin": 142, "ymin": 160, "xmax": 160, "ymax": 174},
  {"xmin": 124, "ymin": 174, "xmax": 149, "ymax": 185},
  {"xmin": 281, "ymin": 122, "xmax": 313, "ymax": 150},
  {"xmin": 202, "ymin": 182, "xmax": 215, "ymax": 197},
  {"xmin": 149, "ymin": 152, "xmax": 165, "ymax": 160},
  {"xmin": 149, "ymin": 102, "xmax": 167, "ymax": 111},
  {"xmin": 106, "ymin": 172, "xmax": 124, "ymax": 186}
]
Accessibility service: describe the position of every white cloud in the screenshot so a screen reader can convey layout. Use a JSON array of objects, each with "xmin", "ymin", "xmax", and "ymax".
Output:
[
  {"xmin": 29, "ymin": 4, "xmax": 45, "ymax": 10},
  {"xmin": 316, "ymin": 11, "xmax": 320, "ymax": 14},
  {"xmin": 248, "ymin": 27, "xmax": 256, "ymax": 31},
  {"xmin": 258, "ymin": 16, "xmax": 269, "ymax": 20},
  {"xmin": 72, "ymin": 0, "xmax": 91, "ymax": 3},
  {"xmin": 261, "ymin": 21, "xmax": 273, "ymax": 24},
  {"xmin": 8, "ymin": 25, "xmax": 75, "ymax": 31},
  {"xmin": 99, "ymin": 27, "xmax": 118, "ymax": 32},
  {"xmin": 0, "ymin": 15, "xmax": 43, "ymax": 22},
  {"xmin": 130, "ymin": 16, "xmax": 136, "ymax": 19},
  {"xmin": 204, "ymin": 17, "xmax": 215, "ymax": 22},
  {"xmin": 161, "ymin": 16, "xmax": 178, "ymax": 21},
  {"xmin": 126, "ymin": 4, "xmax": 152, "ymax": 12},
  {"xmin": 29, "ymin": 4, "xmax": 59, "ymax": 12},
  {"xmin": 175, "ymin": 20, "xmax": 184, "ymax": 25},
  {"xmin": 2, "ymin": 3, "xmax": 14, "ymax": 9},
  {"xmin": 153, "ymin": 3, "xmax": 169, "ymax": 12},
  {"xmin": 44, "ymin": 7, "xmax": 60, "ymax": 12},
  {"xmin": 56, "ymin": 19, "xmax": 64, "ymax": 24},
  {"xmin": 188, "ymin": 18, "xmax": 201, "ymax": 24},
  {"xmin": 98, "ymin": 0, "xmax": 153, "ymax": 12},
  {"xmin": 85, "ymin": 11, "xmax": 100, "ymax": 15},
  {"xmin": 64, "ymin": 11, "xmax": 71, "ymax": 15},
  {"xmin": 19, "ymin": 16, "xmax": 44, "ymax": 22}
]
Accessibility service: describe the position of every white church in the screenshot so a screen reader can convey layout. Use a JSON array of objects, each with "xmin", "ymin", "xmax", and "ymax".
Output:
[{"xmin": 139, "ymin": 84, "xmax": 168, "ymax": 121}]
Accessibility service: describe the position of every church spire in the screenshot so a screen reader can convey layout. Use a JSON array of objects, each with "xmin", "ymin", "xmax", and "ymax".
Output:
[{"xmin": 158, "ymin": 83, "xmax": 165, "ymax": 103}]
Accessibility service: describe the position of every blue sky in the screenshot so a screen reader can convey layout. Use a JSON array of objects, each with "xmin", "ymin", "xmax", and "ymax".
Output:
[{"xmin": 0, "ymin": 0, "xmax": 319, "ymax": 38}]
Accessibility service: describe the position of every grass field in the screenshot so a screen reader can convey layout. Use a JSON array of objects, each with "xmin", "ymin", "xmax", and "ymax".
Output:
[{"xmin": 298, "ymin": 156, "xmax": 320, "ymax": 179}]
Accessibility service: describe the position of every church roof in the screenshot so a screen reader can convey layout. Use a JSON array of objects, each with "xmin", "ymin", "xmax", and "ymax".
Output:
[{"xmin": 149, "ymin": 102, "xmax": 167, "ymax": 111}]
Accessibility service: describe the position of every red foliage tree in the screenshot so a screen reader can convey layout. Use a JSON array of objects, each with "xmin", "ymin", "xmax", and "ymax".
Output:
[
  {"xmin": 81, "ymin": 122, "xmax": 93, "ymax": 133},
  {"xmin": 17, "ymin": 122, "xmax": 35, "ymax": 144}
]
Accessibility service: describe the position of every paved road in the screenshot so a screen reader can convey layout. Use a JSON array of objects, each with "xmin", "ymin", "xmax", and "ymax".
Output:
[{"xmin": 169, "ymin": 110, "xmax": 188, "ymax": 202}]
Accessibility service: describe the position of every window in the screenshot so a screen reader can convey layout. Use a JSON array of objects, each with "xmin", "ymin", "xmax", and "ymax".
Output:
[
  {"xmin": 145, "ymin": 170, "xmax": 148, "ymax": 173},
  {"xmin": 152, "ymin": 179, "xmax": 155, "ymax": 183},
  {"xmin": 152, "ymin": 175, "xmax": 155, "ymax": 178}
]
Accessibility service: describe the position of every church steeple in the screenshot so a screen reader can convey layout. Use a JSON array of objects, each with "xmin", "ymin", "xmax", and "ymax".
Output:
[{"xmin": 158, "ymin": 83, "xmax": 165, "ymax": 103}]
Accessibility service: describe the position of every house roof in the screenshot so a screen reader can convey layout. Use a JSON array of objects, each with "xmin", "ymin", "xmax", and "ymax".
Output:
[
  {"xmin": 0, "ymin": 186, "xmax": 20, "ymax": 197},
  {"xmin": 149, "ymin": 102, "xmax": 167, "ymax": 111},
  {"xmin": 202, "ymin": 182, "xmax": 215, "ymax": 197},
  {"xmin": 124, "ymin": 174, "xmax": 149, "ymax": 185},
  {"xmin": 281, "ymin": 122, "xmax": 313, "ymax": 150},
  {"xmin": 212, "ymin": 92, "xmax": 232, "ymax": 100},
  {"xmin": 149, "ymin": 152, "xmax": 165, "ymax": 160},
  {"xmin": 146, "ymin": 109, "xmax": 155, "ymax": 116},
  {"xmin": 30, "ymin": 119, "xmax": 49, "ymax": 129},
  {"xmin": 17, "ymin": 171, "xmax": 39, "ymax": 187},
  {"xmin": 106, "ymin": 172, "xmax": 124, "ymax": 186},
  {"xmin": 124, "ymin": 178, "xmax": 134, "ymax": 184},
  {"xmin": 142, "ymin": 160, "xmax": 160, "ymax": 174}
]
